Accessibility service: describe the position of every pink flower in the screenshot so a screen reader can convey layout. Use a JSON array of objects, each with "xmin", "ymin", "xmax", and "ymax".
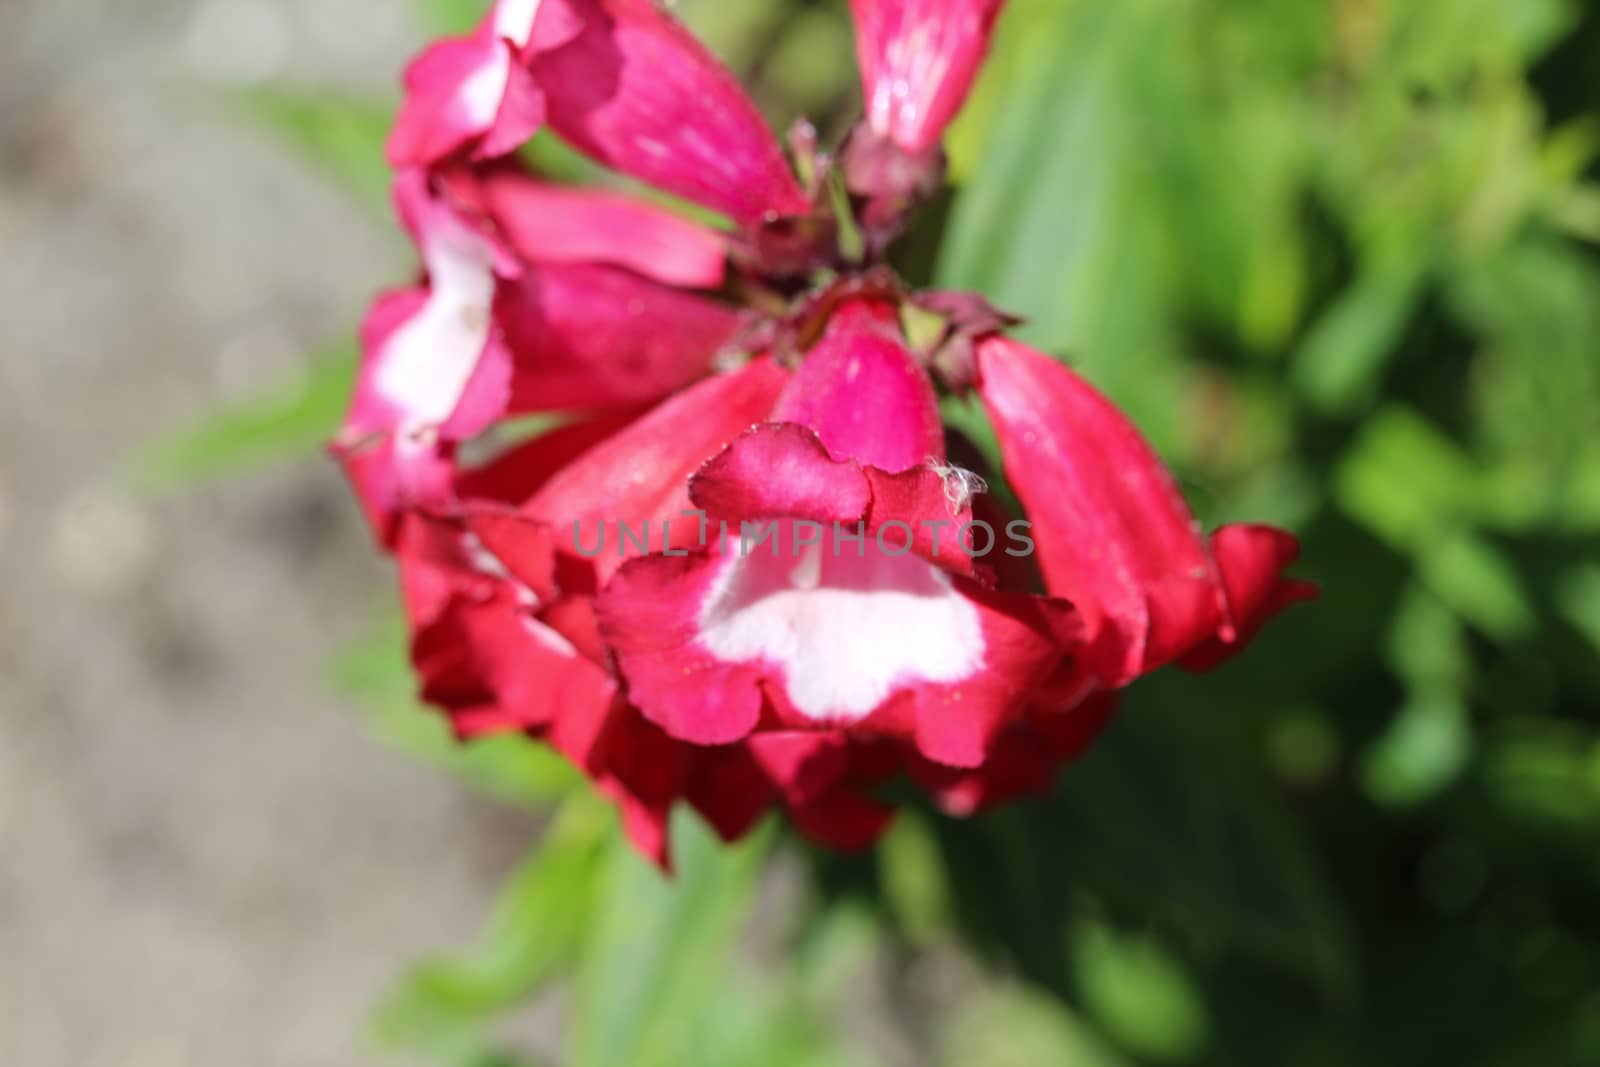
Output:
[
  {"xmin": 345, "ymin": 356, "xmax": 921, "ymax": 864},
  {"xmin": 339, "ymin": 0, "xmax": 1316, "ymax": 866},
  {"xmin": 596, "ymin": 301, "xmax": 1083, "ymax": 772}
]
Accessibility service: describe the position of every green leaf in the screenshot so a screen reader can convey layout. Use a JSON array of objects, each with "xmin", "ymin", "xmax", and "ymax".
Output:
[
  {"xmin": 877, "ymin": 811, "xmax": 952, "ymax": 942},
  {"xmin": 1417, "ymin": 529, "xmax": 1535, "ymax": 641},
  {"xmin": 1069, "ymin": 920, "xmax": 1209, "ymax": 1063},
  {"xmin": 937, "ymin": 1, "xmax": 1184, "ymax": 440},
  {"xmin": 412, "ymin": 0, "xmax": 488, "ymax": 35},
  {"xmin": 1292, "ymin": 257, "xmax": 1428, "ymax": 413},
  {"xmin": 1557, "ymin": 564, "xmax": 1600, "ymax": 657},
  {"xmin": 373, "ymin": 798, "xmax": 611, "ymax": 1064},
  {"xmin": 568, "ymin": 811, "xmax": 772, "ymax": 1067},
  {"xmin": 935, "ymin": 704, "xmax": 1354, "ymax": 998},
  {"xmin": 1361, "ymin": 691, "xmax": 1473, "ymax": 808},
  {"xmin": 938, "ymin": 985, "xmax": 1130, "ymax": 1067},
  {"xmin": 130, "ymin": 341, "xmax": 354, "ymax": 491}
]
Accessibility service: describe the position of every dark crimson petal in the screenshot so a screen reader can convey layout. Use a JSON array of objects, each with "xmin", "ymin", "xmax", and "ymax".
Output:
[
  {"xmin": 684, "ymin": 745, "xmax": 777, "ymax": 844},
  {"xmin": 788, "ymin": 788, "xmax": 896, "ymax": 852}
]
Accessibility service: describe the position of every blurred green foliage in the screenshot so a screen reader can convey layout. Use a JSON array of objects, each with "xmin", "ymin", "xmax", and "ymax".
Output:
[{"xmin": 144, "ymin": 0, "xmax": 1600, "ymax": 1064}]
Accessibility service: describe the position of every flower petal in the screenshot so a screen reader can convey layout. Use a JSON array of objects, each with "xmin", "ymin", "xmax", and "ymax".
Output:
[
  {"xmin": 770, "ymin": 299, "xmax": 943, "ymax": 473},
  {"xmin": 454, "ymin": 412, "xmax": 637, "ymax": 505},
  {"xmin": 598, "ymin": 551, "xmax": 770, "ymax": 745},
  {"xmin": 691, "ymin": 423, "xmax": 874, "ymax": 527},
  {"xmin": 531, "ymin": 0, "xmax": 810, "ymax": 226},
  {"xmin": 788, "ymin": 787, "xmax": 896, "ymax": 852},
  {"xmin": 466, "ymin": 164, "xmax": 727, "ymax": 288},
  {"xmin": 343, "ymin": 172, "xmax": 518, "ymax": 446},
  {"xmin": 689, "ymin": 423, "xmax": 977, "ymax": 574},
  {"xmin": 497, "ymin": 260, "xmax": 739, "ymax": 412},
  {"xmin": 910, "ymin": 688, "xmax": 1118, "ymax": 815},
  {"xmin": 386, "ymin": 25, "xmax": 544, "ymax": 168},
  {"xmin": 392, "ymin": 512, "xmax": 617, "ymax": 740},
  {"xmin": 598, "ymin": 524, "xmax": 1077, "ymax": 766},
  {"xmin": 1179, "ymin": 525, "xmax": 1320, "ymax": 672},
  {"xmin": 683, "ymin": 745, "xmax": 777, "ymax": 843},
  {"xmin": 848, "ymin": 0, "xmax": 1006, "ymax": 155},
  {"xmin": 522, "ymin": 357, "xmax": 790, "ymax": 581},
  {"xmin": 977, "ymin": 336, "xmax": 1312, "ymax": 683}
]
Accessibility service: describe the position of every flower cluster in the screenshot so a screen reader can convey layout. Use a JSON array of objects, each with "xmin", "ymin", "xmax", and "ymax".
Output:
[{"xmin": 335, "ymin": 0, "xmax": 1316, "ymax": 866}]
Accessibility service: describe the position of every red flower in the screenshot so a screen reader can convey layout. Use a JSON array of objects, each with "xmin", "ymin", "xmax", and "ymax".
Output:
[
  {"xmin": 339, "ymin": 0, "xmax": 1315, "ymax": 866},
  {"xmin": 596, "ymin": 302, "xmax": 1083, "ymax": 771},
  {"xmin": 975, "ymin": 337, "xmax": 1319, "ymax": 686}
]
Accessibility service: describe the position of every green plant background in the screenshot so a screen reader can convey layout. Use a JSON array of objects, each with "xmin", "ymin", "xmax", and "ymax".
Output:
[{"xmin": 143, "ymin": 1, "xmax": 1600, "ymax": 1064}]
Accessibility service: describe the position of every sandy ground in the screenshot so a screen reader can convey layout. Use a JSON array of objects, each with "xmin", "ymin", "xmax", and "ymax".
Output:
[{"xmin": 0, "ymin": 3, "xmax": 543, "ymax": 1064}]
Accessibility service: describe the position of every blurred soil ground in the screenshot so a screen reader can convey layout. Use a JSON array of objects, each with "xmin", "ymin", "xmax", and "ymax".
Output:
[{"xmin": 0, "ymin": 3, "xmax": 539, "ymax": 1064}]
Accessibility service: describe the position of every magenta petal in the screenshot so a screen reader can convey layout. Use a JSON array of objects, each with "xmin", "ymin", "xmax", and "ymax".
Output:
[
  {"xmin": 597, "ymin": 553, "xmax": 767, "ymax": 745},
  {"xmin": 599, "ymin": 519, "xmax": 1078, "ymax": 765},
  {"xmin": 476, "ymin": 61, "xmax": 548, "ymax": 160},
  {"xmin": 976, "ymin": 336, "xmax": 1226, "ymax": 684},
  {"xmin": 336, "ymin": 434, "xmax": 456, "ymax": 547},
  {"xmin": 387, "ymin": 29, "xmax": 543, "ymax": 168},
  {"xmin": 522, "ymin": 358, "xmax": 790, "ymax": 579},
  {"xmin": 691, "ymin": 424, "xmax": 874, "ymax": 525},
  {"xmin": 531, "ymin": 0, "xmax": 809, "ymax": 226},
  {"xmin": 771, "ymin": 300, "xmax": 944, "ymax": 473},
  {"xmin": 394, "ymin": 513, "xmax": 617, "ymax": 739},
  {"xmin": 343, "ymin": 172, "xmax": 519, "ymax": 448},
  {"xmin": 688, "ymin": 424, "xmax": 975, "ymax": 574},
  {"xmin": 497, "ymin": 261, "xmax": 739, "ymax": 412},
  {"xmin": 459, "ymin": 509, "xmax": 561, "ymax": 601},
  {"xmin": 473, "ymin": 167, "xmax": 727, "ymax": 288},
  {"xmin": 442, "ymin": 331, "xmax": 517, "ymax": 439},
  {"xmin": 861, "ymin": 465, "xmax": 978, "ymax": 573},
  {"xmin": 849, "ymin": 0, "xmax": 1006, "ymax": 155},
  {"xmin": 900, "ymin": 579, "xmax": 1082, "ymax": 767},
  {"xmin": 455, "ymin": 412, "xmax": 636, "ymax": 506}
]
